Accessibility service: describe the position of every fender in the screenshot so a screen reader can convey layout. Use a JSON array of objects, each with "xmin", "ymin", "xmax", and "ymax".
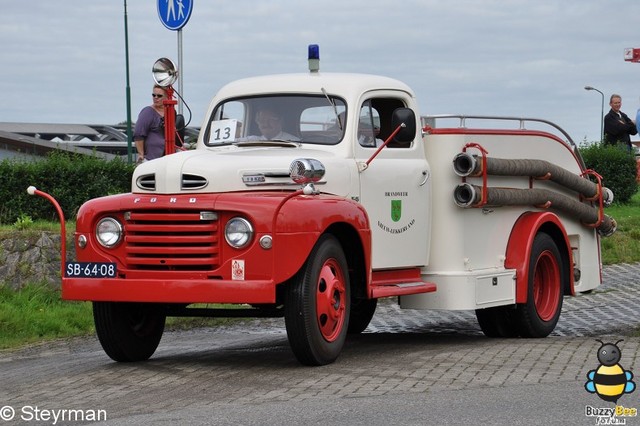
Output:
[
  {"xmin": 505, "ymin": 211, "xmax": 574, "ymax": 303},
  {"xmin": 268, "ymin": 193, "xmax": 372, "ymax": 285}
]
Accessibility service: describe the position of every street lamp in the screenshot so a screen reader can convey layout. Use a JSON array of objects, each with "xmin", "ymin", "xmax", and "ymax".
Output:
[{"xmin": 584, "ymin": 85, "xmax": 605, "ymax": 142}]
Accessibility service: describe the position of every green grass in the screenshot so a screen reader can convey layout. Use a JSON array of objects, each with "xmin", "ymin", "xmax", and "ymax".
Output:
[
  {"xmin": 0, "ymin": 220, "xmax": 75, "ymax": 234},
  {"xmin": 602, "ymin": 191, "xmax": 640, "ymax": 265},
  {"xmin": 0, "ymin": 283, "xmax": 93, "ymax": 349},
  {"xmin": 0, "ymin": 285, "xmax": 246, "ymax": 350}
]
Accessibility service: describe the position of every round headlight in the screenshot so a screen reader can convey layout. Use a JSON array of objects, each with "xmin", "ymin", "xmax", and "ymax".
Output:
[
  {"xmin": 225, "ymin": 217, "xmax": 253, "ymax": 249},
  {"xmin": 96, "ymin": 217, "xmax": 123, "ymax": 248}
]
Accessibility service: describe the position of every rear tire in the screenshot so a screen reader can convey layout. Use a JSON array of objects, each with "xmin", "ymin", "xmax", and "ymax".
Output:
[
  {"xmin": 515, "ymin": 232, "xmax": 564, "ymax": 337},
  {"xmin": 93, "ymin": 302, "xmax": 166, "ymax": 362},
  {"xmin": 284, "ymin": 235, "xmax": 350, "ymax": 366}
]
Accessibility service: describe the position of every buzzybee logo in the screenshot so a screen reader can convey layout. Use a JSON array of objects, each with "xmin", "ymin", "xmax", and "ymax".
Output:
[
  {"xmin": 585, "ymin": 340, "xmax": 635, "ymax": 403},
  {"xmin": 584, "ymin": 340, "xmax": 637, "ymax": 425}
]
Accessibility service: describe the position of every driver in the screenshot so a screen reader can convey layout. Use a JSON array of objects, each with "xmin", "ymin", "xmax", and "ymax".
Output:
[{"xmin": 251, "ymin": 108, "xmax": 299, "ymax": 141}]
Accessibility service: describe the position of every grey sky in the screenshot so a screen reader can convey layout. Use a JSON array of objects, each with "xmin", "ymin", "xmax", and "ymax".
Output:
[{"xmin": 2, "ymin": 1, "xmax": 639, "ymax": 143}]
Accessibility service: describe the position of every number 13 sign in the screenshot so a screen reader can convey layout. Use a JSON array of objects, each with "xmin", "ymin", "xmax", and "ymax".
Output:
[{"xmin": 209, "ymin": 119, "xmax": 239, "ymax": 143}]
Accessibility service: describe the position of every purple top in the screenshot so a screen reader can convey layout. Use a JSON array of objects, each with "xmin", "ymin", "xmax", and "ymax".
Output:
[{"xmin": 134, "ymin": 106, "xmax": 165, "ymax": 160}]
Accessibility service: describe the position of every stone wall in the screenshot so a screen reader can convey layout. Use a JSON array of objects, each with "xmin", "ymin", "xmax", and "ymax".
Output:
[{"xmin": 0, "ymin": 231, "xmax": 74, "ymax": 290}]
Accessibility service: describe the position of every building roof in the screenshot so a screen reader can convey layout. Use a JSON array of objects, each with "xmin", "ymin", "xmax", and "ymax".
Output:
[
  {"xmin": 0, "ymin": 123, "xmax": 100, "ymax": 139},
  {"xmin": 0, "ymin": 122, "xmax": 200, "ymax": 160},
  {"xmin": 0, "ymin": 129, "xmax": 118, "ymax": 160}
]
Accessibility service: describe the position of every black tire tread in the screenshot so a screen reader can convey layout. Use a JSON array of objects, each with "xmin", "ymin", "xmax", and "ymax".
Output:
[
  {"xmin": 93, "ymin": 302, "xmax": 166, "ymax": 362},
  {"xmin": 515, "ymin": 233, "xmax": 564, "ymax": 338},
  {"xmin": 284, "ymin": 234, "xmax": 350, "ymax": 366}
]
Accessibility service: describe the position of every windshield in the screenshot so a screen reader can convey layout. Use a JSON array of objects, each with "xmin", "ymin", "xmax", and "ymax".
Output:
[{"xmin": 204, "ymin": 95, "xmax": 347, "ymax": 146}]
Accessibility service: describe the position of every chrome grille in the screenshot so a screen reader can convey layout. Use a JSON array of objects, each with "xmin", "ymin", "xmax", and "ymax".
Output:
[{"xmin": 124, "ymin": 209, "xmax": 219, "ymax": 271}]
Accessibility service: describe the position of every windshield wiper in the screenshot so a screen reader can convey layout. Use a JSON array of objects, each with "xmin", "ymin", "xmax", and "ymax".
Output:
[
  {"xmin": 322, "ymin": 88, "xmax": 342, "ymax": 130},
  {"xmin": 234, "ymin": 140, "xmax": 300, "ymax": 148}
]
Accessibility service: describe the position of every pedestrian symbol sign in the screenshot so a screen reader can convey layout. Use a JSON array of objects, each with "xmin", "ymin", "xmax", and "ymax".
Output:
[{"xmin": 157, "ymin": 0, "xmax": 193, "ymax": 31}]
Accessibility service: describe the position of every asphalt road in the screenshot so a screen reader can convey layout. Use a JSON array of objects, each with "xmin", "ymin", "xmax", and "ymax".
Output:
[{"xmin": 1, "ymin": 263, "xmax": 640, "ymax": 426}]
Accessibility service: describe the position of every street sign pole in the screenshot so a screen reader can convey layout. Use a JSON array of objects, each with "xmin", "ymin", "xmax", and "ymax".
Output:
[
  {"xmin": 157, "ymin": 0, "xmax": 193, "ymax": 117},
  {"xmin": 177, "ymin": 29, "xmax": 183, "ymax": 116}
]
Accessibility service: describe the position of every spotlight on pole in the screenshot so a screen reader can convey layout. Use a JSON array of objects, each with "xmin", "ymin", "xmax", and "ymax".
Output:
[{"xmin": 152, "ymin": 58, "xmax": 179, "ymax": 155}]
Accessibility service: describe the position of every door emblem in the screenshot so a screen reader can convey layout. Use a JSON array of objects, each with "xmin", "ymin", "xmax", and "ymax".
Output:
[{"xmin": 391, "ymin": 200, "xmax": 402, "ymax": 222}]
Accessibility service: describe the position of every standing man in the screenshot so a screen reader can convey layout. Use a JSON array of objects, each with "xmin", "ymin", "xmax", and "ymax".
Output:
[{"xmin": 604, "ymin": 94, "xmax": 637, "ymax": 150}]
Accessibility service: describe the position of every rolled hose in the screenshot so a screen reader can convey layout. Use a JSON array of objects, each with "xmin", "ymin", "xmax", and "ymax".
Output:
[
  {"xmin": 453, "ymin": 183, "xmax": 617, "ymax": 237},
  {"xmin": 452, "ymin": 152, "xmax": 614, "ymax": 206}
]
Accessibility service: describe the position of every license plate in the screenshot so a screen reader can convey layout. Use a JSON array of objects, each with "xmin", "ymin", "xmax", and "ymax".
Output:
[{"xmin": 65, "ymin": 262, "xmax": 117, "ymax": 278}]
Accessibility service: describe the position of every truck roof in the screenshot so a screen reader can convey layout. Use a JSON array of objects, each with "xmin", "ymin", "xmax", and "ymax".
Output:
[{"xmin": 212, "ymin": 72, "xmax": 416, "ymax": 100}]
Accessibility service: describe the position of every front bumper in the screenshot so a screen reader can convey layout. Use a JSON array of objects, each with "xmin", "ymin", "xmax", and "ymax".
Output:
[{"xmin": 62, "ymin": 277, "xmax": 276, "ymax": 304}]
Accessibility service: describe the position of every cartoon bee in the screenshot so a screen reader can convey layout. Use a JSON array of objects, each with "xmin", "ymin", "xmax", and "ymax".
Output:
[{"xmin": 585, "ymin": 339, "xmax": 635, "ymax": 403}]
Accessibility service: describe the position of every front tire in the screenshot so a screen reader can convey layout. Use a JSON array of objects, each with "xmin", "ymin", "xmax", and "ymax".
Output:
[
  {"xmin": 475, "ymin": 305, "xmax": 519, "ymax": 338},
  {"xmin": 348, "ymin": 298, "xmax": 377, "ymax": 334},
  {"xmin": 284, "ymin": 235, "xmax": 350, "ymax": 366},
  {"xmin": 515, "ymin": 232, "xmax": 564, "ymax": 337},
  {"xmin": 93, "ymin": 302, "xmax": 166, "ymax": 362}
]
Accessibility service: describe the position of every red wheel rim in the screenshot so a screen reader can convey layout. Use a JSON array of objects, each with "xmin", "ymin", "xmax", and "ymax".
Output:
[
  {"xmin": 315, "ymin": 258, "xmax": 347, "ymax": 342},
  {"xmin": 532, "ymin": 250, "xmax": 560, "ymax": 322}
]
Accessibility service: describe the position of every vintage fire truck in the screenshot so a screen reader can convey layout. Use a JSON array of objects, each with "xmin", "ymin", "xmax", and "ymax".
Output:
[{"xmin": 30, "ymin": 47, "xmax": 616, "ymax": 366}]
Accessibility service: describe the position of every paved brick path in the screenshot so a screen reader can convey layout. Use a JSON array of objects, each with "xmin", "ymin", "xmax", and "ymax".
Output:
[{"xmin": 1, "ymin": 263, "xmax": 639, "ymax": 425}]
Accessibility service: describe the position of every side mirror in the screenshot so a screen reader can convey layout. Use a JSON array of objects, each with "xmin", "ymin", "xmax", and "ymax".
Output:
[{"xmin": 391, "ymin": 108, "xmax": 416, "ymax": 144}]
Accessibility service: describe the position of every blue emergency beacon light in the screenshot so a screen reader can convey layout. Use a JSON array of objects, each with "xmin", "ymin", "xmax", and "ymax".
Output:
[{"xmin": 308, "ymin": 44, "xmax": 320, "ymax": 73}]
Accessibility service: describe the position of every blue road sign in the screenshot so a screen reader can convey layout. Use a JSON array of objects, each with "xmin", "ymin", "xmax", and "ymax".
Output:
[{"xmin": 157, "ymin": 0, "xmax": 193, "ymax": 31}]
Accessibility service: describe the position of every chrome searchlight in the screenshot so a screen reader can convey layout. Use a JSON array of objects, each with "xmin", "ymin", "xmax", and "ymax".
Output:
[{"xmin": 152, "ymin": 57, "xmax": 178, "ymax": 87}]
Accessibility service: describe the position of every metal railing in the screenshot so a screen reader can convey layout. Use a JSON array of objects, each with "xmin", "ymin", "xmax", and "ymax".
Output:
[
  {"xmin": 422, "ymin": 114, "xmax": 578, "ymax": 149},
  {"xmin": 422, "ymin": 114, "xmax": 584, "ymax": 169}
]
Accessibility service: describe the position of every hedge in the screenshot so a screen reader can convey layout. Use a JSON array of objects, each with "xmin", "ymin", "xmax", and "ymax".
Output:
[
  {"xmin": 1, "ymin": 152, "xmax": 134, "ymax": 224},
  {"xmin": 579, "ymin": 143, "xmax": 638, "ymax": 204},
  {"xmin": 2, "ymin": 142, "xmax": 638, "ymax": 225}
]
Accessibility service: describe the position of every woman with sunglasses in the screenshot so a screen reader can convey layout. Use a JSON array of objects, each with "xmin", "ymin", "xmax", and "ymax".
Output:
[{"xmin": 134, "ymin": 85, "xmax": 168, "ymax": 164}]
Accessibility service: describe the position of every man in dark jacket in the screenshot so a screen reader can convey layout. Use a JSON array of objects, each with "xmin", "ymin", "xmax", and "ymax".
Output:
[{"xmin": 603, "ymin": 94, "xmax": 637, "ymax": 150}]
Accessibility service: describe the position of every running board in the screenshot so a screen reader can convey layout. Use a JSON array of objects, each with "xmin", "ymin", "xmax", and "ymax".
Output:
[{"xmin": 370, "ymin": 268, "xmax": 437, "ymax": 298}]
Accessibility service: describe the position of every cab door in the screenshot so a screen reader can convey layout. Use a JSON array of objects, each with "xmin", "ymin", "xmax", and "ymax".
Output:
[{"xmin": 355, "ymin": 97, "xmax": 431, "ymax": 269}]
